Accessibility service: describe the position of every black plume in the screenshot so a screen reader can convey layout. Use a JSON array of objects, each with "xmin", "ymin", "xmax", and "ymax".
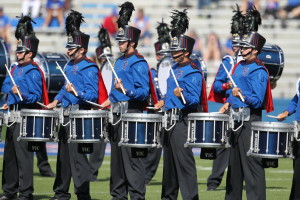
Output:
[
  {"xmin": 243, "ymin": 6, "xmax": 261, "ymax": 34},
  {"xmin": 97, "ymin": 25, "xmax": 111, "ymax": 48},
  {"xmin": 117, "ymin": 1, "xmax": 135, "ymax": 28},
  {"xmin": 15, "ymin": 15, "xmax": 36, "ymax": 39},
  {"xmin": 156, "ymin": 18, "xmax": 171, "ymax": 44},
  {"xmin": 230, "ymin": 4, "xmax": 245, "ymax": 35},
  {"xmin": 170, "ymin": 9, "xmax": 189, "ymax": 38},
  {"xmin": 65, "ymin": 9, "xmax": 85, "ymax": 36}
]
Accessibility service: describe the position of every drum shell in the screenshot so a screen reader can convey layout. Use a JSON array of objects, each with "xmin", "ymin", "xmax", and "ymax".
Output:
[
  {"xmin": 20, "ymin": 109, "xmax": 59, "ymax": 141},
  {"xmin": 69, "ymin": 110, "xmax": 108, "ymax": 143},
  {"xmin": 249, "ymin": 121, "xmax": 293, "ymax": 158},
  {"xmin": 186, "ymin": 113, "xmax": 229, "ymax": 148},
  {"xmin": 258, "ymin": 44, "xmax": 284, "ymax": 82},
  {"xmin": 120, "ymin": 113, "xmax": 162, "ymax": 148}
]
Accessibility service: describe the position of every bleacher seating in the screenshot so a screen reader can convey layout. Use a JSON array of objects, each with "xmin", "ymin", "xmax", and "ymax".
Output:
[{"xmin": 3, "ymin": 0, "xmax": 300, "ymax": 98}]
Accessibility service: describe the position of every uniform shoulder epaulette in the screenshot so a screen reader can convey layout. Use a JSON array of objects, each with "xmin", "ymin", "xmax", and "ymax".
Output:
[
  {"xmin": 136, "ymin": 53, "xmax": 144, "ymax": 59},
  {"xmin": 191, "ymin": 62, "xmax": 198, "ymax": 70},
  {"xmin": 32, "ymin": 62, "xmax": 39, "ymax": 67},
  {"xmin": 84, "ymin": 57, "xmax": 95, "ymax": 63},
  {"xmin": 256, "ymin": 59, "xmax": 264, "ymax": 66}
]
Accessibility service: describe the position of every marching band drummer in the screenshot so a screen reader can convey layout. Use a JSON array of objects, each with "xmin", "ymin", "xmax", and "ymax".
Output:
[
  {"xmin": 46, "ymin": 10, "xmax": 99, "ymax": 200},
  {"xmin": 0, "ymin": 15, "xmax": 48, "ymax": 200},
  {"xmin": 206, "ymin": 5, "xmax": 244, "ymax": 191},
  {"xmin": 218, "ymin": 31, "xmax": 274, "ymax": 200},
  {"xmin": 154, "ymin": 9, "xmax": 208, "ymax": 200},
  {"xmin": 277, "ymin": 79, "xmax": 300, "ymax": 200},
  {"xmin": 100, "ymin": 2, "xmax": 152, "ymax": 199},
  {"xmin": 144, "ymin": 19, "xmax": 171, "ymax": 185}
]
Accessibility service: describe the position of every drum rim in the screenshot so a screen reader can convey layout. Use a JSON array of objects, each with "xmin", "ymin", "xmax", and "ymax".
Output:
[
  {"xmin": 188, "ymin": 112, "xmax": 229, "ymax": 120},
  {"xmin": 20, "ymin": 109, "xmax": 59, "ymax": 117},
  {"xmin": 69, "ymin": 110, "xmax": 108, "ymax": 118},
  {"xmin": 122, "ymin": 113, "xmax": 162, "ymax": 119},
  {"xmin": 251, "ymin": 121, "xmax": 293, "ymax": 130}
]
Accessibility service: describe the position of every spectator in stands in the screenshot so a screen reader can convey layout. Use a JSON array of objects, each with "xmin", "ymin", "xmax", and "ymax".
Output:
[
  {"xmin": 203, "ymin": 32, "xmax": 222, "ymax": 68},
  {"xmin": 187, "ymin": 29, "xmax": 203, "ymax": 57},
  {"xmin": 0, "ymin": 7, "xmax": 11, "ymax": 51},
  {"xmin": 102, "ymin": 8, "xmax": 118, "ymax": 37},
  {"xmin": 278, "ymin": 0, "xmax": 300, "ymax": 28},
  {"xmin": 22, "ymin": 0, "xmax": 41, "ymax": 19},
  {"xmin": 241, "ymin": 0, "xmax": 260, "ymax": 14},
  {"xmin": 262, "ymin": 0, "xmax": 279, "ymax": 28},
  {"xmin": 43, "ymin": 0, "xmax": 65, "ymax": 28},
  {"xmin": 134, "ymin": 8, "xmax": 151, "ymax": 47}
]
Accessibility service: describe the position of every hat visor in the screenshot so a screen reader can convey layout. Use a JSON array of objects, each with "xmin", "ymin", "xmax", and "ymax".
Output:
[
  {"xmin": 16, "ymin": 46, "xmax": 28, "ymax": 53},
  {"xmin": 115, "ymin": 36, "xmax": 129, "ymax": 42},
  {"xmin": 169, "ymin": 46, "xmax": 185, "ymax": 52},
  {"xmin": 239, "ymin": 42, "xmax": 254, "ymax": 48}
]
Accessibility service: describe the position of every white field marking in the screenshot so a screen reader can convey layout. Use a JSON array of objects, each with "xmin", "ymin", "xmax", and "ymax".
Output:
[{"xmin": 268, "ymin": 170, "xmax": 293, "ymax": 173}]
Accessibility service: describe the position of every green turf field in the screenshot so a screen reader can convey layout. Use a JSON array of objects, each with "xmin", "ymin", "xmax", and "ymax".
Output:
[{"xmin": 0, "ymin": 155, "xmax": 293, "ymax": 200}]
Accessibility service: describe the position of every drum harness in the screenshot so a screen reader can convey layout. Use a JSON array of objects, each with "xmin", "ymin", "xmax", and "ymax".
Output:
[
  {"xmin": 229, "ymin": 107, "xmax": 250, "ymax": 132},
  {"xmin": 7, "ymin": 104, "xmax": 22, "ymax": 127}
]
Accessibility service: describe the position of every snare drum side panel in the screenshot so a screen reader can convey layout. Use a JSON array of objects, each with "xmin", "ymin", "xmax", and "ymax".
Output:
[
  {"xmin": 25, "ymin": 117, "xmax": 34, "ymax": 137},
  {"xmin": 258, "ymin": 131, "xmax": 287, "ymax": 156},
  {"xmin": 128, "ymin": 122, "xmax": 146, "ymax": 144},
  {"xmin": 146, "ymin": 122, "xmax": 155, "ymax": 145},
  {"xmin": 195, "ymin": 121, "xmax": 223, "ymax": 143},
  {"xmin": 75, "ymin": 118, "xmax": 83, "ymax": 139}
]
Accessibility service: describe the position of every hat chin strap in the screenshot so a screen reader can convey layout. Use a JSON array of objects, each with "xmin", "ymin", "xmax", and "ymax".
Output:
[
  {"xmin": 68, "ymin": 47, "xmax": 79, "ymax": 58},
  {"xmin": 241, "ymin": 48, "xmax": 253, "ymax": 58},
  {"xmin": 17, "ymin": 51, "xmax": 29, "ymax": 62}
]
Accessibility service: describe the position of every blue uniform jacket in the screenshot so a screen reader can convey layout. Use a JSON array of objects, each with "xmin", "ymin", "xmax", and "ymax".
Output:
[
  {"xmin": 226, "ymin": 59, "xmax": 268, "ymax": 109},
  {"xmin": 2, "ymin": 61, "xmax": 42, "ymax": 105},
  {"xmin": 54, "ymin": 56, "xmax": 99, "ymax": 108},
  {"xmin": 213, "ymin": 56, "xmax": 235, "ymax": 99},
  {"xmin": 109, "ymin": 51, "xmax": 149, "ymax": 103},
  {"xmin": 285, "ymin": 79, "xmax": 300, "ymax": 121},
  {"xmin": 162, "ymin": 61, "xmax": 202, "ymax": 111}
]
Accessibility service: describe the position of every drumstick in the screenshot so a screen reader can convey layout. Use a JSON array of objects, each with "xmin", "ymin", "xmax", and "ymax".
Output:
[
  {"xmin": 103, "ymin": 54, "xmax": 126, "ymax": 94},
  {"xmin": 55, "ymin": 62, "xmax": 103, "ymax": 108},
  {"xmin": 169, "ymin": 66, "xmax": 186, "ymax": 104},
  {"xmin": 5, "ymin": 64, "xmax": 23, "ymax": 101},
  {"xmin": 221, "ymin": 63, "xmax": 245, "ymax": 102},
  {"xmin": 36, "ymin": 101, "xmax": 49, "ymax": 109}
]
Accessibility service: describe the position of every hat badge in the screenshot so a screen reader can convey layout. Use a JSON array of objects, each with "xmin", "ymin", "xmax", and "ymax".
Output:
[
  {"xmin": 17, "ymin": 39, "xmax": 23, "ymax": 47},
  {"xmin": 171, "ymin": 37, "xmax": 178, "ymax": 46},
  {"xmin": 67, "ymin": 36, "xmax": 73, "ymax": 43},
  {"xmin": 117, "ymin": 27, "xmax": 124, "ymax": 36}
]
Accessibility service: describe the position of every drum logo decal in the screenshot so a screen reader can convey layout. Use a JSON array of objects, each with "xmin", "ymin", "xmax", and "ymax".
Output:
[
  {"xmin": 72, "ymin": 66, "xmax": 78, "ymax": 74},
  {"xmin": 122, "ymin": 61, "xmax": 128, "ymax": 70},
  {"xmin": 242, "ymin": 67, "xmax": 249, "ymax": 76}
]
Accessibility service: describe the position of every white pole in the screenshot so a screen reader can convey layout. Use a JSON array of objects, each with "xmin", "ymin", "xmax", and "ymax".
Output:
[
  {"xmin": 5, "ymin": 64, "xmax": 23, "ymax": 101},
  {"xmin": 169, "ymin": 65, "xmax": 186, "ymax": 104}
]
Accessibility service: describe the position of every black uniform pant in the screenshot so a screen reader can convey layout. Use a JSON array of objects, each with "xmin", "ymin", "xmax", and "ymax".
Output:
[
  {"xmin": 52, "ymin": 119, "xmax": 91, "ymax": 200},
  {"xmin": 289, "ymin": 141, "xmax": 300, "ymax": 200},
  {"xmin": 110, "ymin": 109, "xmax": 146, "ymax": 200},
  {"xmin": 144, "ymin": 147, "xmax": 162, "ymax": 184},
  {"xmin": 225, "ymin": 112, "xmax": 266, "ymax": 200},
  {"xmin": 89, "ymin": 142, "xmax": 106, "ymax": 181},
  {"xmin": 207, "ymin": 147, "xmax": 230, "ymax": 188},
  {"xmin": 2, "ymin": 123, "xmax": 34, "ymax": 199},
  {"xmin": 161, "ymin": 116, "xmax": 199, "ymax": 200},
  {"xmin": 36, "ymin": 142, "xmax": 54, "ymax": 175}
]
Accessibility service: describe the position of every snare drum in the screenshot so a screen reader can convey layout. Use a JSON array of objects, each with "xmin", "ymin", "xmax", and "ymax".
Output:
[
  {"xmin": 185, "ymin": 113, "xmax": 229, "ymax": 148},
  {"xmin": 119, "ymin": 113, "xmax": 162, "ymax": 148},
  {"xmin": 258, "ymin": 43, "xmax": 284, "ymax": 83},
  {"xmin": 69, "ymin": 110, "xmax": 108, "ymax": 143},
  {"xmin": 19, "ymin": 109, "xmax": 59, "ymax": 141},
  {"xmin": 0, "ymin": 38, "xmax": 11, "ymax": 93},
  {"xmin": 247, "ymin": 122, "xmax": 293, "ymax": 159},
  {"xmin": 34, "ymin": 53, "xmax": 68, "ymax": 101}
]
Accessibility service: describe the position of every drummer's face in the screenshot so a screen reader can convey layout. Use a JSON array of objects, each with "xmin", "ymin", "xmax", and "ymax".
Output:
[
  {"xmin": 118, "ymin": 41, "xmax": 129, "ymax": 53},
  {"xmin": 16, "ymin": 51, "xmax": 31, "ymax": 63},
  {"xmin": 171, "ymin": 51, "xmax": 185, "ymax": 63},
  {"xmin": 232, "ymin": 46, "xmax": 240, "ymax": 53}
]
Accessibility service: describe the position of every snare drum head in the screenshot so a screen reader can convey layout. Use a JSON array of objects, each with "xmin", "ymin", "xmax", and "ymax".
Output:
[
  {"xmin": 190, "ymin": 54, "xmax": 207, "ymax": 81},
  {"xmin": 34, "ymin": 53, "xmax": 68, "ymax": 101},
  {"xmin": 258, "ymin": 43, "xmax": 284, "ymax": 82},
  {"xmin": 100, "ymin": 59, "xmax": 113, "ymax": 94},
  {"xmin": 0, "ymin": 39, "xmax": 11, "ymax": 94},
  {"xmin": 157, "ymin": 56, "xmax": 173, "ymax": 96}
]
